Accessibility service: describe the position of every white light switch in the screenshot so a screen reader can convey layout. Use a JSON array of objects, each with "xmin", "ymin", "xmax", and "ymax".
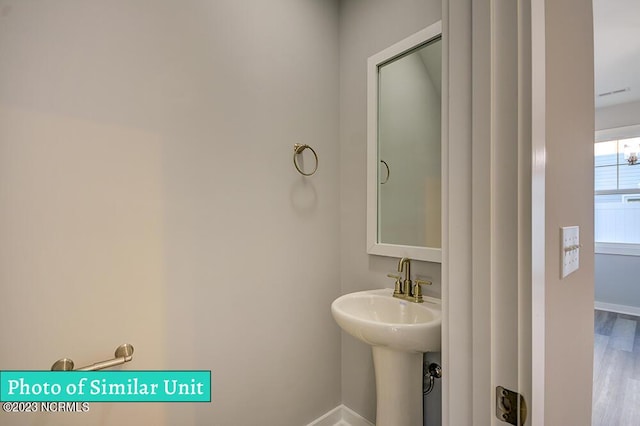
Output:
[{"xmin": 561, "ymin": 226, "xmax": 580, "ymax": 278}]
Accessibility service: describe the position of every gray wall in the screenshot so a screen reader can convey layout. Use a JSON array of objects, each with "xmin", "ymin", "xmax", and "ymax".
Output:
[
  {"xmin": 595, "ymin": 254, "xmax": 640, "ymax": 308},
  {"xmin": 338, "ymin": 0, "xmax": 442, "ymax": 423},
  {"xmin": 0, "ymin": 1, "xmax": 341, "ymax": 425},
  {"xmin": 544, "ymin": 0, "xmax": 595, "ymax": 423},
  {"xmin": 594, "ymin": 101, "xmax": 640, "ymax": 310}
]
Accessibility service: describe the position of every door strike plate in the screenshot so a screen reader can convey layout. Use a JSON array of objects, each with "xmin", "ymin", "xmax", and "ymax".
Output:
[{"xmin": 496, "ymin": 386, "xmax": 527, "ymax": 425}]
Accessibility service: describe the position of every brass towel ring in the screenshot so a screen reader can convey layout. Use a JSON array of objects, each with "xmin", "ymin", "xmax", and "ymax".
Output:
[
  {"xmin": 293, "ymin": 143, "xmax": 318, "ymax": 176},
  {"xmin": 380, "ymin": 160, "xmax": 390, "ymax": 184}
]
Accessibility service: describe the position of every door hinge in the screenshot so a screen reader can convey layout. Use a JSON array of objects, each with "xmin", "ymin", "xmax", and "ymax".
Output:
[{"xmin": 496, "ymin": 386, "xmax": 527, "ymax": 425}]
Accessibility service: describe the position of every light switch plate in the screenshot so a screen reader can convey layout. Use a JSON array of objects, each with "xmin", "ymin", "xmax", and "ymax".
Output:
[{"xmin": 561, "ymin": 226, "xmax": 580, "ymax": 278}]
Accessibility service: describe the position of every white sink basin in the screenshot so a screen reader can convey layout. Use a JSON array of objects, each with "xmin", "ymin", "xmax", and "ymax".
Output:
[
  {"xmin": 331, "ymin": 288, "xmax": 442, "ymax": 426},
  {"xmin": 331, "ymin": 288, "xmax": 441, "ymax": 353}
]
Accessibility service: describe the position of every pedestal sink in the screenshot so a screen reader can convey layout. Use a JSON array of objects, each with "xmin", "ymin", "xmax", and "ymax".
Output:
[{"xmin": 331, "ymin": 288, "xmax": 441, "ymax": 426}]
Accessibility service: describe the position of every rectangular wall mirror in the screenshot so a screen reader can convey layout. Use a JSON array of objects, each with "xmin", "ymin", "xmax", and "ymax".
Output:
[{"xmin": 366, "ymin": 21, "xmax": 442, "ymax": 263}]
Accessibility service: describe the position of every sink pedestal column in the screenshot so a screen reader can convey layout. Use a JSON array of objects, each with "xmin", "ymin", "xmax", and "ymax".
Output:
[{"xmin": 372, "ymin": 346, "xmax": 423, "ymax": 426}]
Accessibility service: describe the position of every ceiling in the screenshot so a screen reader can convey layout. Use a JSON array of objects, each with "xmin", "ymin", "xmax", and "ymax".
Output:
[{"xmin": 593, "ymin": 0, "xmax": 640, "ymax": 108}]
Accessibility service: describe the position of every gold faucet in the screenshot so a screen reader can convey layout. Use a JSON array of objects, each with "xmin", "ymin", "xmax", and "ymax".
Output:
[
  {"xmin": 398, "ymin": 257, "xmax": 412, "ymax": 297},
  {"xmin": 387, "ymin": 257, "xmax": 432, "ymax": 303}
]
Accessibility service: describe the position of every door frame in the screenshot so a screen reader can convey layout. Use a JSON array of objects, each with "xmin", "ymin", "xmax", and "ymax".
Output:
[{"xmin": 442, "ymin": 0, "xmax": 546, "ymax": 424}]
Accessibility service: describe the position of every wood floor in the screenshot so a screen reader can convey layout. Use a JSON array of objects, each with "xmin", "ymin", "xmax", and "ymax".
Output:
[{"xmin": 592, "ymin": 310, "xmax": 640, "ymax": 426}]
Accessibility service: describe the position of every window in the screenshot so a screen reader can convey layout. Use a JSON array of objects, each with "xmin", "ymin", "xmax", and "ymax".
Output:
[{"xmin": 594, "ymin": 127, "xmax": 640, "ymax": 255}]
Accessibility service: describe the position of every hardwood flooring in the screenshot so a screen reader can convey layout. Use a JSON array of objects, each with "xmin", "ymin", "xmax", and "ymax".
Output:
[{"xmin": 593, "ymin": 310, "xmax": 640, "ymax": 426}]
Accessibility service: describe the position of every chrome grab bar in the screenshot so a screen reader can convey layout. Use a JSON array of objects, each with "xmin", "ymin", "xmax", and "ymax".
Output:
[{"xmin": 51, "ymin": 344, "xmax": 134, "ymax": 371}]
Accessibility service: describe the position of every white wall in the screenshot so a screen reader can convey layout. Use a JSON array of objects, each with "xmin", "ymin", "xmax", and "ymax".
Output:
[
  {"xmin": 596, "ymin": 100, "xmax": 640, "ymax": 131},
  {"xmin": 338, "ymin": 0, "xmax": 442, "ymax": 423},
  {"xmin": 544, "ymin": 0, "xmax": 595, "ymax": 423},
  {"xmin": 0, "ymin": 1, "xmax": 341, "ymax": 425},
  {"xmin": 594, "ymin": 101, "xmax": 640, "ymax": 311}
]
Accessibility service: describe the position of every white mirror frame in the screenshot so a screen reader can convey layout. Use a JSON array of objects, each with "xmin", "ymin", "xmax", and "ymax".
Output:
[{"xmin": 366, "ymin": 21, "xmax": 442, "ymax": 263}]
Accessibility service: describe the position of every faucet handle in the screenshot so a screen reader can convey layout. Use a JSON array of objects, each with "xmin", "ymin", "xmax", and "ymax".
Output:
[
  {"xmin": 412, "ymin": 279, "xmax": 432, "ymax": 303},
  {"xmin": 387, "ymin": 273, "xmax": 403, "ymax": 297}
]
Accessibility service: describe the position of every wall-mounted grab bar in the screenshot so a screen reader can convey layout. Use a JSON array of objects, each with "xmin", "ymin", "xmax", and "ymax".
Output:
[{"xmin": 51, "ymin": 344, "xmax": 134, "ymax": 371}]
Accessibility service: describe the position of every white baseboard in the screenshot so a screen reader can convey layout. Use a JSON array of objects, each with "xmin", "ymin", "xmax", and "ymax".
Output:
[
  {"xmin": 595, "ymin": 301, "xmax": 640, "ymax": 317},
  {"xmin": 306, "ymin": 405, "xmax": 374, "ymax": 426}
]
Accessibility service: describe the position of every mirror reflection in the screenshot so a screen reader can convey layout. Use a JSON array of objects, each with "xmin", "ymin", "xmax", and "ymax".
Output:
[{"xmin": 378, "ymin": 37, "xmax": 442, "ymax": 249}]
